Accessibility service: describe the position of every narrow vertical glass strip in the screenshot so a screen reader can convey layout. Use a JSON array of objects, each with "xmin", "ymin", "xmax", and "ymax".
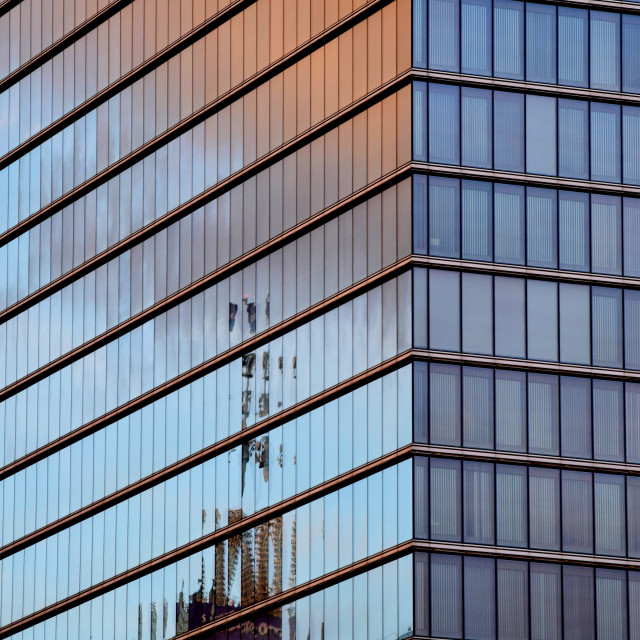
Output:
[
  {"xmin": 624, "ymin": 198, "xmax": 640, "ymax": 277},
  {"xmin": 414, "ymin": 457, "xmax": 429, "ymax": 538},
  {"xmin": 462, "ymin": 273, "xmax": 493, "ymax": 355},
  {"xmin": 592, "ymin": 286, "xmax": 623, "ymax": 368},
  {"xmin": 414, "ymin": 552, "xmax": 430, "ymax": 636},
  {"xmin": 413, "ymin": 0, "xmax": 429, "ymax": 68},
  {"xmin": 625, "ymin": 290, "xmax": 640, "ymax": 370},
  {"xmin": 561, "ymin": 470, "xmax": 593, "ymax": 553},
  {"xmin": 527, "ymin": 279, "xmax": 558, "ymax": 362},
  {"xmin": 461, "ymin": 87, "xmax": 492, "ymax": 168},
  {"xmin": 428, "ymin": 84, "xmax": 460, "ymax": 165},
  {"xmin": 594, "ymin": 474, "xmax": 626, "ymax": 557},
  {"xmin": 413, "ymin": 362, "xmax": 429, "ymax": 443},
  {"xmin": 430, "ymin": 459, "xmax": 461, "ymax": 541},
  {"xmin": 463, "ymin": 461, "xmax": 494, "ymax": 544},
  {"xmin": 626, "ymin": 383, "xmax": 640, "ymax": 464},
  {"xmin": 428, "ymin": 176, "xmax": 460, "ymax": 257},
  {"xmin": 526, "ymin": 187, "xmax": 557, "ymax": 268},
  {"xmin": 412, "ymin": 82, "xmax": 428, "ymax": 162},
  {"xmin": 429, "ymin": 269, "xmax": 460, "ymax": 351},
  {"xmin": 591, "ymin": 103, "xmax": 621, "ymax": 184},
  {"xmin": 623, "ymin": 106, "xmax": 640, "ymax": 186},
  {"xmin": 496, "ymin": 464, "xmax": 527, "ymax": 547},
  {"xmin": 591, "ymin": 194, "xmax": 622, "ymax": 275},
  {"xmin": 622, "ymin": 14, "xmax": 640, "ymax": 94},
  {"xmin": 429, "ymin": 363, "xmax": 461, "ymax": 446},
  {"xmin": 413, "ymin": 174, "xmax": 429, "ymax": 255}
]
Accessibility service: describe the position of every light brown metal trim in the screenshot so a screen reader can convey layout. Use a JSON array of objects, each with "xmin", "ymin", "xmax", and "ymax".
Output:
[
  {"xmin": 0, "ymin": 261, "xmax": 413, "ymax": 482},
  {"xmin": 0, "ymin": 350, "xmax": 413, "ymax": 560},
  {"xmin": 0, "ymin": 0, "xmax": 135, "ymax": 93},
  {"xmin": 0, "ymin": 0, "xmax": 22, "ymax": 19},
  {"xmin": 411, "ymin": 348, "xmax": 640, "ymax": 382},
  {"xmin": 0, "ymin": 448, "xmax": 414, "ymax": 638},
  {"xmin": 414, "ymin": 68, "xmax": 640, "ymax": 106},
  {"xmin": 413, "ymin": 444, "xmax": 640, "ymax": 476},
  {"xmin": 0, "ymin": 0, "xmax": 399, "ymax": 243},
  {"xmin": 537, "ymin": 0, "xmax": 640, "ymax": 14}
]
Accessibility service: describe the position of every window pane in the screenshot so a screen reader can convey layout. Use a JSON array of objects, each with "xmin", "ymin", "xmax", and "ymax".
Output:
[
  {"xmin": 413, "ymin": 0, "xmax": 428, "ymax": 68},
  {"xmin": 623, "ymin": 106, "xmax": 640, "ymax": 186},
  {"xmin": 591, "ymin": 103, "xmax": 621, "ymax": 184},
  {"xmin": 414, "ymin": 362, "xmax": 429, "ymax": 443},
  {"xmin": 495, "ymin": 370, "xmax": 526, "ymax": 452},
  {"xmin": 494, "ymin": 184, "xmax": 524, "ymax": 264},
  {"xmin": 498, "ymin": 560, "xmax": 528, "ymax": 640},
  {"xmin": 462, "ymin": 88, "xmax": 492, "ymax": 168},
  {"xmin": 593, "ymin": 380, "xmax": 624, "ymax": 462},
  {"xmin": 429, "ymin": 0, "xmax": 459, "ymax": 71},
  {"xmin": 559, "ymin": 190, "xmax": 589, "ymax": 272},
  {"xmin": 628, "ymin": 476, "xmax": 640, "ymax": 557},
  {"xmin": 559, "ymin": 283, "xmax": 590, "ymax": 365},
  {"xmin": 591, "ymin": 195, "xmax": 622, "ymax": 275},
  {"xmin": 626, "ymin": 383, "xmax": 640, "ymax": 464},
  {"xmin": 413, "ymin": 174, "xmax": 429, "ymax": 254},
  {"xmin": 464, "ymin": 557, "xmax": 495, "ymax": 640},
  {"xmin": 596, "ymin": 569, "xmax": 628, "ymax": 640},
  {"xmin": 494, "ymin": 0, "xmax": 524, "ymax": 79},
  {"xmin": 558, "ymin": 99, "xmax": 589, "ymax": 179},
  {"xmin": 494, "ymin": 92, "xmax": 524, "ymax": 172},
  {"xmin": 430, "ymin": 363, "xmax": 461, "ymax": 446},
  {"xmin": 429, "ymin": 177, "xmax": 460, "ymax": 257},
  {"xmin": 528, "ymin": 374, "xmax": 559, "ymax": 456},
  {"xmin": 526, "ymin": 95, "xmax": 556, "ymax": 176},
  {"xmin": 529, "ymin": 467, "xmax": 560, "ymax": 550},
  {"xmin": 563, "ymin": 566, "xmax": 595, "ymax": 640},
  {"xmin": 462, "ymin": 180, "xmax": 492, "ymax": 261},
  {"xmin": 496, "ymin": 464, "xmax": 527, "ymax": 547},
  {"xmin": 624, "ymin": 198, "xmax": 640, "ymax": 277},
  {"xmin": 494, "ymin": 277, "xmax": 525, "ymax": 358},
  {"xmin": 429, "ymin": 270, "xmax": 460, "ymax": 351},
  {"xmin": 526, "ymin": 3, "xmax": 556, "ymax": 83},
  {"xmin": 560, "ymin": 377, "xmax": 591, "ymax": 458},
  {"xmin": 590, "ymin": 11, "xmax": 620, "ymax": 91},
  {"xmin": 622, "ymin": 14, "xmax": 640, "ymax": 94},
  {"xmin": 592, "ymin": 286, "xmax": 623, "ymax": 368},
  {"xmin": 431, "ymin": 555, "xmax": 462, "ymax": 639},
  {"xmin": 625, "ymin": 290, "xmax": 640, "ymax": 370},
  {"xmin": 413, "ymin": 82, "xmax": 428, "ymax": 162},
  {"xmin": 594, "ymin": 474, "xmax": 626, "ymax": 557},
  {"xmin": 414, "ymin": 267, "xmax": 428, "ymax": 348},
  {"xmin": 527, "ymin": 279, "xmax": 558, "ymax": 362},
  {"xmin": 463, "ymin": 367, "xmax": 494, "ymax": 449},
  {"xmin": 462, "ymin": 273, "xmax": 492, "ymax": 355},
  {"xmin": 561, "ymin": 470, "xmax": 593, "ymax": 553},
  {"xmin": 429, "ymin": 84, "xmax": 460, "ymax": 164},
  {"xmin": 558, "ymin": 7, "xmax": 588, "ymax": 87},
  {"xmin": 414, "ymin": 457, "xmax": 429, "ymax": 538},
  {"xmin": 462, "ymin": 0, "xmax": 492, "ymax": 76},
  {"xmin": 463, "ymin": 461, "xmax": 494, "ymax": 544},
  {"xmin": 430, "ymin": 459, "xmax": 461, "ymax": 541},
  {"xmin": 527, "ymin": 187, "xmax": 557, "ymax": 268},
  {"xmin": 530, "ymin": 564, "xmax": 562, "ymax": 640}
]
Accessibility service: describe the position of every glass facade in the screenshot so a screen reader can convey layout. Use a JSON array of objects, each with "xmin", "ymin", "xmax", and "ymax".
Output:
[{"xmin": 2, "ymin": 0, "xmax": 640, "ymax": 638}]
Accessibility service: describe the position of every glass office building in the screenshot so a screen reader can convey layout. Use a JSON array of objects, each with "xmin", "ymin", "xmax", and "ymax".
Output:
[{"xmin": 1, "ymin": 0, "xmax": 640, "ymax": 637}]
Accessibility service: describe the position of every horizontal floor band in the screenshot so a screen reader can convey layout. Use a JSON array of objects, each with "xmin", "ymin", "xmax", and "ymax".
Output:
[
  {"xmin": 0, "ymin": 0, "xmax": 395, "ymax": 240},
  {"xmin": 0, "ymin": 259, "xmax": 412, "ymax": 482},
  {"xmin": 0, "ymin": 351, "xmax": 412, "ymax": 561},
  {"xmin": 0, "ymin": 446, "xmax": 414, "ymax": 638},
  {"xmin": 0, "ymin": 0, "xmax": 135, "ymax": 94}
]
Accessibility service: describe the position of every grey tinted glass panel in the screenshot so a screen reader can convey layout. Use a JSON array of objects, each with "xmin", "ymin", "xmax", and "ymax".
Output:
[
  {"xmin": 429, "ymin": 84, "xmax": 460, "ymax": 164},
  {"xmin": 527, "ymin": 187, "xmax": 557, "ymax": 268},
  {"xmin": 498, "ymin": 560, "xmax": 529, "ymax": 640},
  {"xmin": 529, "ymin": 468, "xmax": 560, "ymax": 550},
  {"xmin": 430, "ymin": 364, "xmax": 461, "ymax": 446},
  {"xmin": 496, "ymin": 464, "xmax": 527, "ymax": 547},
  {"xmin": 628, "ymin": 477, "xmax": 640, "ymax": 557},
  {"xmin": 594, "ymin": 474, "xmax": 626, "ymax": 557},
  {"xmin": 527, "ymin": 279, "xmax": 558, "ymax": 362},
  {"xmin": 462, "ymin": 180, "xmax": 492, "ymax": 261},
  {"xmin": 560, "ymin": 377, "xmax": 591, "ymax": 458},
  {"xmin": 590, "ymin": 11, "xmax": 620, "ymax": 91},
  {"xmin": 494, "ymin": 92, "xmax": 524, "ymax": 172},
  {"xmin": 431, "ymin": 459, "xmax": 462, "ymax": 541},
  {"xmin": 531, "ymin": 564, "xmax": 562, "ymax": 640},
  {"xmin": 623, "ymin": 14, "xmax": 640, "ymax": 94},
  {"xmin": 463, "ymin": 461, "xmax": 494, "ymax": 544},
  {"xmin": 462, "ymin": 273, "xmax": 492, "ymax": 355},
  {"xmin": 559, "ymin": 191, "xmax": 589, "ymax": 271},
  {"xmin": 526, "ymin": 3, "xmax": 556, "ymax": 83},
  {"xmin": 413, "ymin": 174, "xmax": 429, "ymax": 254},
  {"xmin": 596, "ymin": 569, "xmax": 628, "ymax": 640},
  {"xmin": 494, "ymin": 0, "xmax": 524, "ymax": 79},
  {"xmin": 626, "ymin": 383, "xmax": 640, "ymax": 464},
  {"xmin": 462, "ymin": 88, "xmax": 492, "ymax": 169},
  {"xmin": 624, "ymin": 198, "xmax": 640, "ymax": 277},
  {"xmin": 431, "ymin": 554, "xmax": 462, "ymax": 638},
  {"xmin": 558, "ymin": 7, "xmax": 588, "ymax": 87},
  {"xmin": 462, "ymin": 0, "xmax": 492, "ymax": 76},
  {"xmin": 562, "ymin": 470, "xmax": 593, "ymax": 553},
  {"xmin": 463, "ymin": 367, "xmax": 494, "ymax": 449},
  {"xmin": 591, "ymin": 195, "xmax": 622, "ymax": 275},
  {"xmin": 464, "ymin": 557, "xmax": 496, "ymax": 640},
  {"xmin": 558, "ymin": 99, "xmax": 589, "ymax": 180},
  {"xmin": 592, "ymin": 286, "xmax": 623, "ymax": 368},
  {"xmin": 495, "ymin": 370, "xmax": 526, "ymax": 452},
  {"xmin": 528, "ymin": 374, "xmax": 559, "ymax": 455},
  {"xmin": 494, "ymin": 184, "xmax": 525, "ymax": 264},
  {"xmin": 625, "ymin": 290, "xmax": 640, "ymax": 370},
  {"xmin": 413, "ymin": 82, "xmax": 428, "ymax": 162},
  {"xmin": 429, "ymin": 0, "xmax": 460, "ymax": 71},
  {"xmin": 559, "ymin": 283, "xmax": 590, "ymax": 365},
  {"xmin": 494, "ymin": 277, "xmax": 525, "ymax": 358},
  {"xmin": 591, "ymin": 103, "xmax": 621, "ymax": 184},
  {"xmin": 563, "ymin": 566, "xmax": 595, "ymax": 640},
  {"xmin": 623, "ymin": 106, "xmax": 640, "ymax": 186},
  {"xmin": 593, "ymin": 380, "xmax": 624, "ymax": 462},
  {"xmin": 429, "ymin": 177, "xmax": 460, "ymax": 258},
  {"xmin": 526, "ymin": 95, "xmax": 557, "ymax": 176},
  {"xmin": 429, "ymin": 270, "xmax": 460, "ymax": 351}
]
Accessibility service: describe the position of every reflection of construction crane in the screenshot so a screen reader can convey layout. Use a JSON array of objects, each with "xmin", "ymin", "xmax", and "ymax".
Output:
[{"xmin": 258, "ymin": 351, "xmax": 269, "ymax": 417}]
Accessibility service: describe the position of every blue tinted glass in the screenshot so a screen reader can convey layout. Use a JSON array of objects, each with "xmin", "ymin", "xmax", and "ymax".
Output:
[
  {"xmin": 527, "ymin": 279, "xmax": 558, "ymax": 362},
  {"xmin": 430, "ymin": 364, "xmax": 461, "ymax": 446},
  {"xmin": 429, "ymin": 176, "xmax": 460, "ymax": 257},
  {"xmin": 413, "ymin": 174, "xmax": 429, "ymax": 254},
  {"xmin": 624, "ymin": 198, "xmax": 640, "ymax": 277},
  {"xmin": 413, "ymin": 82, "xmax": 428, "ymax": 162},
  {"xmin": 462, "ymin": 0, "xmax": 492, "ymax": 75},
  {"xmin": 413, "ymin": 0, "xmax": 428, "ymax": 68},
  {"xmin": 429, "ymin": 270, "xmax": 460, "ymax": 351},
  {"xmin": 462, "ymin": 273, "xmax": 493, "ymax": 355},
  {"xmin": 498, "ymin": 560, "xmax": 529, "ymax": 637},
  {"xmin": 591, "ymin": 194, "xmax": 622, "ymax": 275},
  {"xmin": 526, "ymin": 3, "xmax": 556, "ymax": 83},
  {"xmin": 527, "ymin": 187, "xmax": 557, "ymax": 268},
  {"xmin": 592, "ymin": 286, "xmax": 623, "ymax": 368},
  {"xmin": 414, "ymin": 362, "xmax": 429, "ymax": 443},
  {"xmin": 591, "ymin": 103, "xmax": 621, "ymax": 184},
  {"xmin": 562, "ymin": 471, "xmax": 594, "ymax": 553},
  {"xmin": 559, "ymin": 191, "xmax": 589, "ymax": 272},
  {"xmin": 494, "ymin": 277, "xmax": 525, "ymax": 358},
  {"xmin": 625, "ymin": 290, "xmax": 640, "ymax": 370},
  {"xmin": 464, "ymin": 557, "xmax": 496, "ymax": 639},
  {"xmin": 590, "ymin": 11, "xmax": 620, "ymax": 91},
  {"xmin": 626, "ymin": 384, "xmax": 640, "ymax": 465},
  {"xmin": 463, "ymin": 367, "xmax": 494, "ymax": 449},
  {"xmin": 429, "ymin": 84, "xmax": 460, "ymax": 164},
  {"xmin": 495, "ymin": 371, "xmax": 526, "ymax": 452},
  {"xmin": 558, "ymin": 7, "xmax": 588, "ymax": 87},
  {"xmin": 593, "ymin": 380, "xmax": 624, "ymax": 462},
  {"xmin": 623, "ymin": 106, "xmax": 640, "ymax": 186},
  {"xmin": 529, "ymin": 466, "xmax": 560, "ymax": 546},
  {"xmin": 461, "ymin": 180, "xmax": 492, "ymax": 261},
  {"xmin": 594, "ymin": 479, "xmax": 626, "ymax": 557},
  {"xmin": 560, "ymin": 377, "xmax": 592, "ymax": 459},
  {"xmin": 596, "ymin": 569, "xmax": 628, "ymax": 637},
  {"xmin": 622, "ymin": 14, "xmax": 640, "ymax": 94},
  {"xmin": 528, "ymin": 374, "xmax": 560, "ymax": 456},
  {"xmin": 494, "ymin": 91, "xmax": 524, "ymax": 172},
  {"xmin": 526, "ymin": 95, "xmax": 557, "ymax": 176},
  {"xmin": 414, "ymin": 267, "xmax": 428, "ymax": 348},
  {"xmin": 431, "ymin": 459, "xmax": 462, "ymax": 540},
  {"xmin": 429, "ymin": 0, "xmax": 460, "ymax": 71},
  {"xmin": 462, "ymin": 88, "xmax": 492, "ymax": 168},
  {"xmin": 559, "ymin": 283, "xmax": 590, "ymax": 365},
  {"xmin": 494, "ymin": 184, "xmax": 525, "ymax": 265},
  {"xmin": 431, "ymin": 555, "xmax": 463, "ymax": 638},
  {"xmin": 558, "ymin": 99, "xmax": 589, "ymax": 180},
  {"xmin": 531, "ymin": 564, "xmax": 562, "ymax": 638},
  {"xmin": 494, "ymin": 0, "xmax": 524, "ymax": 80}
]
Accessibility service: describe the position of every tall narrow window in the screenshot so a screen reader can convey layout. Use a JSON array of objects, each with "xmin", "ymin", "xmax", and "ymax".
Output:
[
  {"xmin": 496, "ymin": 464, "xmax": 527, "ymax": 546},
  {"xmin": 558, "ymin": 7, "xmax": 588, "ymax": 87},
  {"xmin": 464, "ymin": 557, "xmax": 495, "ymax": 640},
  {"xmin": 429, "ymin": 0, "xmax": 460, "ymax": 71},
  {"xmin": 622, "ymin": 14, "xmax": 640, "ymax": 94},
  {"xmin": 596, "ymin": 569, "xmax": 628, "ymax": 640},
  {"xmin": 591, "ymin": 103, "xmax": 621, "ymax": 184},
  {"xmin": 414, "ymin": 552, "xmax": 430, "ymax": 636},
  {"xmin": 626, "ymin": 383, "xmax": 640, "ymax": 464},
  {"xmin": 558, "ymin": 99, "xmax": 589, "ymax": 179},
  {"xmin": 462, "ymin": 0, "xmax": 492, "ymax": 76},
  {"xmin": 563, "ymin": 567, "xmax": 595, "ymax": 640},
  {"xmin": 528, "ymin": 374, "xmax": 559, "ymax": 456},
  {"xmin": 624, "ymin": 198, "xmax": 640, "ymax": 277},
  {"xmin": 414, "ymin": 457, "xmax": 429, "ymax": 537},
  {"xmin": 628, "ymin": 476, "xmax": 640, "ymax": 557},
  {"xmin": 494, "ymin": 0, "xmax": 524, "ymax": 79},
  {"xmin": 413, "ymin": 174, "xmax": 429, "ymax": 254},
  {"xmin": 413, "ymin": 0, "xmax": 428, "ymax": 68},
  {"xmin": 463, "ymin": 367, "xmax": 494, "ymax": 448},
  {"xmin": 462, "ymin": 88, "xmax": 492, "ymax": 168},
  {"xmin": 561, "ymin": 470, "xmax": 593, "ymax": 553},
  {"xmin": 526, "ymin": 95, "xmax": 557, "ymax": 176},
  {"xmin": 623, "ymin": 106, "xmax": 640, "ymax": 186},
  {"xmin": 592, "ymin": 286, "xmax": 623, "ymax": 368},
  {"xmin": 559, "ymin": 283, "xmax": 590, "ymax": 365},
  {"xmin": 529, "ymin": 467, "xmax": 561, "ymax": 550},
  {"xmin": 498, "ymin": 561, "xmax": 529, "ymax": 640},
  {"xmin": 494, "ymin": 184, "xmax": 525, "ymax": 264},
  {"xmin": 494, "ymin": 92, "xmax": 524, "ymax": 172},
  {"xmin": 625, "ymin": 290, "xmax": 640, "ymax": 370},
  {"xmin": 590, "ymin": 12, "xmax": 620, "ymax": 91},
  {"xmin": 593, "ymin": 380, "xmax": 624, "ymax": 462},
  {"xmin": 494, "ymin": 277, "xmax": 525, "ymax": 359},
  {"xmin": 495, "ymin": 370, "xmax": 526, "ymax": 451},
  {"xmin": 527, "ymin": 280, "xmax": 558, "ymax": 362},
  {"xmin": 431, "ymin": 555, "xmax": 463, "ymax": 638},
  {"xmin": 559, "ymin": 191, "xmax": 590, "ymax": 272},
  {"xmin": 527, "ymin": 187, "xmax": 557, "ymax": 268},
  {"xmin": 594, "ymin": 474, "xmax": 626, "ymax": 557},
  {"xmin": 462, "ymin": 180, "xmax": 492, "ymax": 261},
  {"xmin": 560, "ymin": 376, "xmax": 591, "ymax": 458},
  {"xmin": 591, "ymin": 195, "xmax": 621, "ymax": 275},
  {"xmin": 430, "ymin": 364, "xmax": 461, "ymax": 446},
  {"xmin": 430, "ymin": 459, "xmax": 461, "ymax": 541},
  {"xmin": 526, "ymin": 3, "xmax": 556, "ymax": 83},
  {"xmin": 429, "ymin": 84, "xmax": 460, "ymax": 165},
  {"xmin": 462, "ymin": 274, "xmax": 493, "ymax": 355},
  {"xmin": 413, "ymin": 82, "xmax": 428, "ymax": 162},
  {"xmin": 530, "ymin": 564, "xmax": 562, "ymax": 640},
  {"xmin": 463, "ymin": 461, "xmax": 494, "ymax": 544},
  {"xmin": 429, "ymin": 270, "xmax": 460, "ymax": 351},
  {"xmin": 428, "ymin": 177, "xmax": 460, "ymax": 257}
]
